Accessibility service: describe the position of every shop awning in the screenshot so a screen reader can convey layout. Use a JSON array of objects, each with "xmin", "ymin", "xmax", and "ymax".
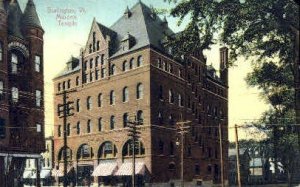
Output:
[
  {"xmin": 23, "ymin": 170, "xmax": 33, "ymax": 179},
  {"xmin": 92, "ymin": 161, "xmax": 118, "ymax": 176},
  {"xmin": 52, "ymin": 166, "xmax": 73, "ymax": 177},
  {"xmin": 115, "ymin": 162, "xmax": 146, "ymax": 176}
]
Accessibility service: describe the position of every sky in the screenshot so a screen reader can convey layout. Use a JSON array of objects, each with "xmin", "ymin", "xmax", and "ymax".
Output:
[{"xmin": 18, "ymin": 0, "xmax": 269, "ymax": 141}]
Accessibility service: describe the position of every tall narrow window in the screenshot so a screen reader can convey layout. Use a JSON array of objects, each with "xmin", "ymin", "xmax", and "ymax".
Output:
[
  {"xmin": 76, "ymin": 77, "xmax": 80, "ymax": 86},
  {"xmin": 87, "ymin": 120, "xmax": 91, "ymax": 133},
  {"xmin": 101, "ymin": 54, "xmax": 105, "ymax": 65},
  {"xmin": 0, "ymin": 81, "xmax": 3, "ymax": 96},
  {"xmin": 137, "ymin": 55, "xmax": 143, "ymax": 67},
  {"xmin": 0, "ymin": 118, "xmax": 6, "ymax": 139},
  {"xmin": 87, "ymin": 96, "xmax": 92, "ymax": 110},
  {"xmin": 123, "ymin": 113, "xmax": 129, "ymax": 127},
  {"xmin": 110, "ymin": 90, "xmax": 115, "ymax": 105},
  {"xmin": 110, "ymin": 115, "xmax": 115, "ymax": 130},
  {"xmin": 11, "ymin": 53, "xmax": 18, "ymax": 74},
  {"xmin": 76, "ymin": 99, "xmax": 80, "ymax": 112},
  {"xmin": 0, "ymin": 42, "xmax": 2, "ymax": 62},
  {"xmin": 101, "ymin": 68, "xmax": 106, "ymax": 78},
  {"xmin": 178, "ymin": 94, "xmax": 183, "ymax": 107},
  {"xmin": 110, "ymin": 64, "xmax": 116, "ymax": 75},
  {"xmin": 90, "ymin": 58, "xmax": 93, "ymax": 69},
  {"xmin": 137, "ymin": 110, "xmax": 143, "ymax": 124},
  {"xmin": 98, "ymin": 93, "xmax": 102, "ymax": 107},
  {"xmin": 159, "ymin": 140, "xmax": 164, "ymax": 155},
  {"xmin": 157, "ymin": 58, "xmax": 162, "ymax": 68},
  {"xmin": 58, "ymin": 125, "xmax": 61, "ymax": 137},
  {"xmin": 129, "ymin": 58, "xmax": 134, "ymax": 69},
  {"xmin": 35, "ymin": 56, "xmax": 41, "ymax": 72},
  {"xmin": 169, "ymin": 89, "xmax": 174, "ymax": 103},
  {"xmin": 76, "ymin": 122, "xmax": 80, "ymax": 135},
  {"xmin": 67, "ymin": 80, "xmax": 71, "ymax": 89},
  {"xmin": 36, "ymin": 90, "xmax": 42, "ymax": 107},
  {"xmin": 123, "ymin": 61, "xmax": 129, "ymax": 71},
  {"xmin": 169, "ymin": 142, "xmax": 174, "ymax": 155},
  {"xmin": 62, "ymin": 81, "xmax": 66, "ymax": 90},
  {"xmin": 12, "ymin": 87, "xmax": 18, "ymax": 102},
  {"xmin": 98, "ymin": 118, "xmax": 102, "ymax": 131},
  {"xmin": 123, "ymin": 87, "xmax": 129, "ymax": 102},
  {"xmin": 95, "ymin": 56, "xmax": 99, "ymax": 66},
  {"xmin": 67, "ymin": 123, "xmax": 70, "ymax": 136},
  {"xmin": 159, "ymin": 85, "xmax": 163, "ymax": 100},
  {"xmin": 136, "ymin": 83, "xmax": 143, "ymax": 99}
]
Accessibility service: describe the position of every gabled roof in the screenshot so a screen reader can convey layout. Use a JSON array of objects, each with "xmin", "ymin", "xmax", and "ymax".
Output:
[
  {"xmin": 97, "ymin": 22, "xmax": 116, "ymax": 39},
  {"xmin": 109, "ymin": 1, "xmax": 174, "ymax": 57},
  {"xmin": 22, "ymin": 0, "xmax": 42, "ymax": 30}
]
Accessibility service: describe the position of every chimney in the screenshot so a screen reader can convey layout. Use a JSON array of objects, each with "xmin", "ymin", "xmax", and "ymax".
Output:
[{"xmin": 220, "ymin": 47, "xmax": 228, "ymax": 85}]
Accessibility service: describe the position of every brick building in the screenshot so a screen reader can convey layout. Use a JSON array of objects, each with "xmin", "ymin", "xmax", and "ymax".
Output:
[
  {"xmin": 53, "ymin": 2, "xmax": 228, "ymax": 186},
  {"xmin": 0, "ymin": 0, "xmax": 45, "ymax": 186}
]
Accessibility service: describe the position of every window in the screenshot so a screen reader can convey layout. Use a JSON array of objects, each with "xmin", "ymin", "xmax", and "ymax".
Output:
[
  {"xmin": 137, "ymin": 55, "xmax": 143, "ymax": 67},
  {"xmin": 0, "ymin": 118, "xmax": 6, "ymax": 139},
  {"xmin": 0, "ymin": 42, "xmax": 2, "ymax": 62},
  {"xmin": 98, "ymin": 118, "xmax": 102, "ymax": 131},
  {"xmin": 159, "ymin": 85, "xmax": 163, "ymax": 99},
  {"xmin": 0, "ymin": 81, "xmax": 3, "ymax": 96},
  {"xmin": 95, "ymin": 56, "xmax": 99, "ymax": 66},
  {"xmin": 84, "ymin": 61, "xmax": 87, "ymax": 70},
  {"xmin": 123, "ymin": 61, "xmax": 129, "ymax": 71},
  {"xmin": 35, "ymin": 56, "xmax": 41, "ymax": 72},
  {"xmin": 78, "ymin": 144, "xmax": 91, "ymax": 159},
  {"xmin": 158, "ymin": 111, "xmax": 163, "ymax": 124},
  {"xmin": 99, "ymin": 141, "xmax": 117, "ymax": 158},
  {"xmin": 169, "ymin": 114, "xmax": 174, "ymax": 125},
  {"xmin": 123, "ymin": 87, "xmax": 129, "ymax": 102},
  {"xmin": 137, "ymin": 110, "xmax": 143, "ymax": 124},
  {"xmin": 67, "ymin": 80, "xmax": 71, "ymax": 89},
  {"xmin": 12, "ymin": 87, "xmax": 18, "ymax": 102},
  {"xmin": 89, "ymin": 72, "xmax": 93, "ymax": 82},
  {"xmin": 76, "ymin": 99, "xmax": 80, "ymax": 112},
  {"xmin": 129, "ymin": 58, "xmax": 134, "ymax": 69},
  {"xmin": 110, "ymin": 90, "xmax": 115, "ymax": 105},
  {"xmin": 168, "ymin": 163, "xmax": 176, "ymax": 171},
  {"xmin": 98, "ymin": 93, "xmax": 102, "ymax": 107},
  {"xmin": 110, "ymin": 64, "xmax": 116, "ymax": 75},
  {"xmin": 123, "ymin": 113, "xmax": 129, "ymax": 127},
  {"xmin": 195, "ymin": 165, "xmax": 200, "ymax": 175},
  {"xmin": 67, "ymin": 123, "xmax": 70, "ymax": 136},
  {"xmin": 58, "ymin": 83, "xmax": 61, "ymax": 91},
  {"xmin": 178, "ymin": 94, "xmax": 183, "ymax": 107},
  {"xmin": 89, "ymin": 58, "xmax": 93, "ymax": 69},
  {"xmin": 11, "ymin": 53, "xmax": 18, "ymax": 74},
  {"xmin": 101, "ymin": 54, "xmax": 105, "ymax": 65},
  {"xmin": 179, "ymin": 69, "xmax": 183, "ymax": 78},
  {"xmin": 95, "ymin": 70, "xmax": 99, "ymax": 80},
  {"xmin": 136, "ymin": 83, "xmax": 143, "ymax": 99},
  {"xmin": 101, "ymin": 68, "xmax": 106, "ymax": 78},
  {"xmin": 89, "ymin": 44, "xmax": 92, "ymax": 53},
  {"xmin": 62, "ymin": 81, "xmax": 66, "ymax": 90},
  {"xmin": 159, "ymin": 140, "xmax": 164, "ymax": 155},
  {"xmin": 87, "ymin": 96, "xmax": 92, "ymax": 110},
  {"xmin": 169, "ymin": 142, "xmax": 174, "ymax": 155},
  {"xmin": 58, "ymin": 125, "xmax": 61, "ymax": 137},
  {"xmin": 122, "ymin": 140, "xmax": 145, "ymax": 156},
  {"xmin": 35, "ymin": 90, "xmax": 42, "ymax": 107},
  {"xmin": 76, "ymin": 122, "xmax": 80, "ymax": 135},
  {"xmin": 187, "ymin": 145, "xmax": 192, "ymax": 157},
  {"xmin": 97, "ymin": 41, "xmax": 100, "ymax": 51},
  {"xmin": 169, "ymin": 64, "xmax": 173, "ymax": 73},
  {"xmin": 157, "ymin": 58, "xmax": 162, "ymax": 68},
  {"xmin": 76, "ymin": 77, "xmax": 80, "ymax": 86},
  {"xmin": 169, "ymin": 89, "xmax": 174, "ymax": 103},
  {"xmin": 87, "ymin": 120, "xmax": 91, "ymax": 133},
  {"xmin": 110, "ymin": 115, "xmax": 115, "ymax": 129}
]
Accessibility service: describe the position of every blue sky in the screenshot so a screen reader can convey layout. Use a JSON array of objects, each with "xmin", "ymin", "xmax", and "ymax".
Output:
[{"xmin": 17, "ymin": 0, "xmax": 269, "ymax": 140}]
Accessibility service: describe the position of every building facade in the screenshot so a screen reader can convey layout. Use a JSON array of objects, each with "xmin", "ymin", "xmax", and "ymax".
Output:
[
  {"xmin": 0, "ymin": 0, "xmax": 45, "ymax": 186},
  {"xmin": 53, "ymin": 2, "xmax": 228, "ymax": 186}
]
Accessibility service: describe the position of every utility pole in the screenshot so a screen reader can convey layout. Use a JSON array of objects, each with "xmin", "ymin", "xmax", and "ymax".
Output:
[
  {"xmin": 127, "ymin": 116, "xmax": 141, "ymax": 187},
  {"xmin": 176, "ymin": 121, "xmax": 190, "ymax": 187},
  {"xmin": 57, "ymin": 90, "xmax": 76, "ymax": 187},
  {"xmin": 219, "ymin": 123, "xmax": 224, "ymax": 187},
  {"xmin": 234, "ymin": 124, "xmax": 242, "ymax": 187}
]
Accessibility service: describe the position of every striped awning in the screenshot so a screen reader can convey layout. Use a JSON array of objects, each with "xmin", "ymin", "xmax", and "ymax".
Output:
[
  {"xmin": 115, "ymin": 162, "xmax": 146, "ymax": 176},
  {"xmin": 92, "ymin": 161, "xmax": 118, "ymax": 176},
  {"xmin": 52, "ymin": 166, "xmax": 73, "ymax": 177},
  {"xmin": 23, "ymin": 170, "xmax": 33, "ymax": 179}
]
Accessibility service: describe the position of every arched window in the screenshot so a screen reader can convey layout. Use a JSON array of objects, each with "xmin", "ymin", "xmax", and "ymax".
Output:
[
  {"xmin": 87, "ymin": 120, "xmax": 92, "ymax": 133},
  {"xmin": 123, "ymin": 61, "xmax": 129, "ymax": 71},
  {"xmin": 110, "ymin": 90, "xmax": 115, "ymax": 105},
  {"xmin": 98, "ymin": 118, "xmax": 102, "ymax": 131},
  {"xmin": 62, "ymin": 81, "xmax": 66, "ymax": 90},
  {"xmin": 129, "ymin": 58, "xmax": 134, "ymax": 69},
  {"xmin": 169, "ymin": 89, "xmax": 174, "ymax": 103},
  {"xmin": 87, "ymin": 96, "xmax": 92, "ymax": 110},
  {"xmin": 77, "ymin": 144, "xmax": 92, "ymax": 159},
  {"xmin": 122, "ymin": 140, "xmax": 145, "ymax": 156},
  {"xmin": 110, "ymin": 64, "xmax": 116, "ymax": 75},
  {"xmin": 168, "ymin": 162, "xmax": 176, "ymax": 170},
  {"xmin": 136, "ymin": 83, "xmax": 143, "ymax": 99},
  {"xmin": 11, "ymin": 53, "xmax": 18, "ymax": 74},
  {"xmin": 11, "ymin": 87, "xmax": 19, "ymax": 102},
  {"xmin": 137, "ymin": 55, "xmax": 143, "ymax": 67},
  {"xmin": 58, "ymin": 83, "xmax": 61, "ymax": 92},
  {"xmin": 98, "ymin": 93, "xmax": 102, "ymax": 107},
  {"xmin": 76, "ymin": 121, "xmax": 80, "ymax": 135},
  {"xmin": 110, "ymin": 115, "xmax": 115, "ymax": 129},
  {"xmin": 137, "ymin": 110, "xmax": 143, "ymax": 124},
  {"xmin": 76, "ymin": 99, "xmax": 80, "ymax": 112},
  {"xmin": 67, "ymin": 80, "xmax": 71, "ymax": 89},
  {"xmin": 76, "ymin": 76, "xmax": 80, "ymax": 86},
  {"xmin": 98, "ymin": 141, "xmax": 117, "ymax": 159},
  {"xmin": 123, "ymin": 87, "xmax": 129, "ymax": 102},
  {"xmin": 123, "ymin": 113, "xmax": 129, "ymax": 127},
  {"xmin": 0, "ymin": 42, "xmax": 2, "ymax": 61},
  {"xmin": 58, "ymin": 147, "xmax": 72, "ymax": 161},
  {"xmin": 159, "ymin": 140, "xmax": 164, "ymax": 155},
  {"xmin": 67, "ymin": 123, "xmax": 70, "ymax": 136}
]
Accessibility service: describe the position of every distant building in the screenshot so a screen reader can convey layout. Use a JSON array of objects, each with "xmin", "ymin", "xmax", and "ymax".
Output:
[
  {"xmin": 53, "ymin": 2, "xmax": 229, "ymax": 187},
  {"xmin": 228, "ymin": 148, "xmax": 250, "ymax": 185},
  {"xmin": 0, "ymin": 0, "xmax": 44, "ymax": 186}
]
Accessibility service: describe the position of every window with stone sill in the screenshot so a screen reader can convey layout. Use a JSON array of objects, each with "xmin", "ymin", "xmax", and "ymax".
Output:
[
  {"xmin": 95, "ymin": 56, "xmax": 99, "ymax": 66},
  {"xmin": 110, "ymin": 90, "xmax": 115, "ymax": 105},
  {"xmin": 35, "ymin": 55, "xmax": 41, "ymax": 72},
  {"xmin": 123, "ymin": 87, "xmax": 129, "ymax": 102},
  {"xmin": 11, "ymin": 53, "xmax": 18, "ymax": 74},
  {"xmin": 67, "ymin": 80, "xmax": 71, "ymax": 89},
  {"xmin": 159, "ymin": 85, "xmax": 163, "ymax": 100},
  {"xmin": 168, "ymin": 89, "xmax": 174, "ymax": 103},
  {"xmin": 11, "ymin": 87, "xmax": 19, "ymax": 103},
  {"xmin": 137, "ymin": 110, "xmax": 143, "ymax": 124},
  {"xmin": 123, "ymin": 60, "xmax": 129, "ymax": 71},
  {"xmin": 136, "ymin": 83, "xmax": 143, "ymax": 99},
  {"xmin": 62, "ymin": 81, "xmax": 66, "ymax": 90},
  {"xmin": 95, "ymin": 70, "xmax": 99, "ymax": 80},
  {"xmin": 35, "ymin": 90, "xmax": 42, "ymax": 107},
  {"xmin": 129, "ymin": 58, "xmax": 134, "ymax": 69},
  {"xmin": 137, "ymin": 55, "xmax": 143, "ymax": 67},
  {"xmin": 123, "ymin": 113, "xmax": 129, "ymax": 127},
  {"xmin": 87, "ymin": 96, "xmax": 92, "ymax": 110}
]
